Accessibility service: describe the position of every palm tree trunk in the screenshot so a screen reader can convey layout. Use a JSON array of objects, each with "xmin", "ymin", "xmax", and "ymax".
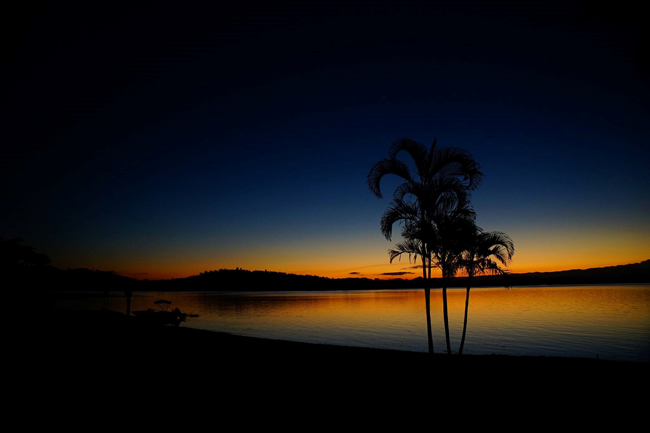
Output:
[
  {"xmin": 459, "ymin": 282, "xmax": 471, "ymax": 356},
  {"xmin": 425, "ymin": 287, "xmax": 434, "ymax": 355},
  {"xmin": 442, "ymin": 267, "xmax": 452, "ymax": 355},
  {"xmin": 424, "ymin": 257, "xmax": 434, "ymax": 354}
]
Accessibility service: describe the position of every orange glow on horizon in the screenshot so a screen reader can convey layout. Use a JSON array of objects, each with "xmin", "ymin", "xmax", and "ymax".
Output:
[
  {"xmin": 48, "ymin": 208, "xmax": 650, "ymax": 282},
  {"xmin": 112, "ymin": 255, "xmax": 648, "ymax": 282},
  {"xmin": 58, "ymin": 230, "xmax": 650, "ymax": 282}
]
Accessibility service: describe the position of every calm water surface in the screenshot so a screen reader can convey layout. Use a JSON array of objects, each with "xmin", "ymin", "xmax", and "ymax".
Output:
[{"xmin": 57, "ymin": 284, "xmax": 650, "ymax": 363}]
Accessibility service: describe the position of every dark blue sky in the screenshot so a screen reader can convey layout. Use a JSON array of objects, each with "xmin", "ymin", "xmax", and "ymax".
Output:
[{"xmin": 2, "ymin": 0, "xmax": 648, "ymax": 279}]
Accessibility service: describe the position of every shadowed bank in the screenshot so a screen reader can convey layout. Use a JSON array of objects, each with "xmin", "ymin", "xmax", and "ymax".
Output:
[{"xmin": 9, "ymin": 306, "xmax": 647, "ymax": 392}]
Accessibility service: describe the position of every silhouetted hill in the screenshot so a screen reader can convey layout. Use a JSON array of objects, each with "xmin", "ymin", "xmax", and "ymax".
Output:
[
  {"xmin": 146, "ymin": 268, "xmax": 396, "ymax": 291},
  {"xmin": 3, "ymin": 238, "xmax": 139, "ymax": 294},
  {"xmin": 145, "ymin": 260, "xmax": 650, "ymax": 291},
  {"xmin": 6, "ymin": 260, "xmax": 649, "ymax": 293},
  {"xmin": 481, "ymin": 260, "xmax": 650, "ymax": 287},
  {"xmin": 5, "ymin": 265, "xmax": 138, "ymax": 294}
]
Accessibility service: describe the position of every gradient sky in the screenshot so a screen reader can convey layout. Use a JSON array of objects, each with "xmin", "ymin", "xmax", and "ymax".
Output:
[{"xmin": 2, "ymin": 1, "xmax": 649, "ymax": 280}]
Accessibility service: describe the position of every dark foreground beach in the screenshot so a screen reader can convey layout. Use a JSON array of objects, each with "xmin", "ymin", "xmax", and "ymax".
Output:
[
  {"xmin": 11, "ymin": 307, "xmax": 647, "ymax": 380},
  {"xmin": 6, "ymin": 303, "xmax": 648, "ymax": 425}
]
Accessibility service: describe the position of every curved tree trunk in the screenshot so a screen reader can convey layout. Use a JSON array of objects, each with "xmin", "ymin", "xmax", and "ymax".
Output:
[
  {"xmin": 442, "ymin": 268, "xmax": 452, "ymax": 355},
  {"xmin": 459, "ymin": 284, "xmax": 471, "ymax": 355},
  {"xmin": 424, "ymin": 257, "xmax": 434, "ymax": 354},
  {"xmin": 425, "ymin": 287, "xmax": 434, "ymax": 355}
]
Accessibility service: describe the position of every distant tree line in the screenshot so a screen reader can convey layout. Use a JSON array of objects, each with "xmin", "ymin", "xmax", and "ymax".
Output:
[
  {"xmin": 1, "ymin": 237, "xmax": 51, "ymax": 269},
  {"xmin": 3, "ymin": 239, "xmax": 648, "ymax": 294}
]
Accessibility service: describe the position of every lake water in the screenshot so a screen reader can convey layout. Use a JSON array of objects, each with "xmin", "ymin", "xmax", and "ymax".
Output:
[{"xmin": 55, "ymin": 284, "xmax": 650, "ymax": 363}]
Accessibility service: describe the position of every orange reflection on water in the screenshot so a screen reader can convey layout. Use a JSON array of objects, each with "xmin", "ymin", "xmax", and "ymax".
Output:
[
  {"xmin": 224, "ymin": 291, "xmax": 427, "ymax": 330},
  {"xmin": 112, "ymin": 286, "xmax": 650, "ymax": 332},
  {"xmin": 431, "ymin": 286, "xmax": 650, "ymax": 338},
  {"xmin": 77, "ymin": 285, "xmax": 649, "ymax": 360}
]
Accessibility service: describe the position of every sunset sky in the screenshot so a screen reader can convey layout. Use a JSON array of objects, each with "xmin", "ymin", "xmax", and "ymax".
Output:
[{"xmin": 2, "ymin": 1, "xmax": 648, "ymax": 280}]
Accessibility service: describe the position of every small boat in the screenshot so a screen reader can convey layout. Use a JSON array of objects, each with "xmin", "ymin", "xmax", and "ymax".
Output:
[{"xmin": 132, "ymin": 300, "xmax": 197, "ymax": 327}]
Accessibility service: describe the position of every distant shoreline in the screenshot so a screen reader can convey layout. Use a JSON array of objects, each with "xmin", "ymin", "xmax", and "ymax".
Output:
[{"xmin": 7, "ymin": 260, "xmax": 649, "ymax": 293}]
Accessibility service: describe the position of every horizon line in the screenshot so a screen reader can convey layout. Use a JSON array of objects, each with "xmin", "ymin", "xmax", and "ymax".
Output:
[{"xmin": 60, "ymin": 259, "xmax": 650, "ymax": 282}]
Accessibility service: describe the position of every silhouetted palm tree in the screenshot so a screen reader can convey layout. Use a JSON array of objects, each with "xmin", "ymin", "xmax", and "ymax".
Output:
[
  {"xmin": 389, "ymin": 237, "xmax": 435, "ymax": 352},
  {"xmin": 424, "ymin": 203, "xmax": 477, "ymax": 354},
  {"xmin": 368, "ymin": 138, "xmax": 483, "ymax": 354},
  {"xmin": 457, "ymin": 229, "xmax": 514, "ymax": 355}
]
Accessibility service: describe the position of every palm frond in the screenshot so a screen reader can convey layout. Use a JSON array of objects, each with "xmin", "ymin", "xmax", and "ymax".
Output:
[
  {"xmin": 388, "ymin": 239, "xmax": 424, "ymax": 264},
  {"xmin": 429, "ymin": 146, "xmax": 484, "ymax": 191},
  {"xmin": 460, "ymin": 230, "xmax": 514, "ymax": 278},
  {"xmin": 388, "ymin": 138, "xmax": 428, "ymax": 176},
  {"xmin": 380, "ymin": 199, "xmax": 420, "ymax": 241},
  {"xmin": 367, "ymin": 158, "xmax": 413, "ymax": 198},
  {"xmin": 480, "ymin": 231, "xmax": 515, "ymax": 264}
]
